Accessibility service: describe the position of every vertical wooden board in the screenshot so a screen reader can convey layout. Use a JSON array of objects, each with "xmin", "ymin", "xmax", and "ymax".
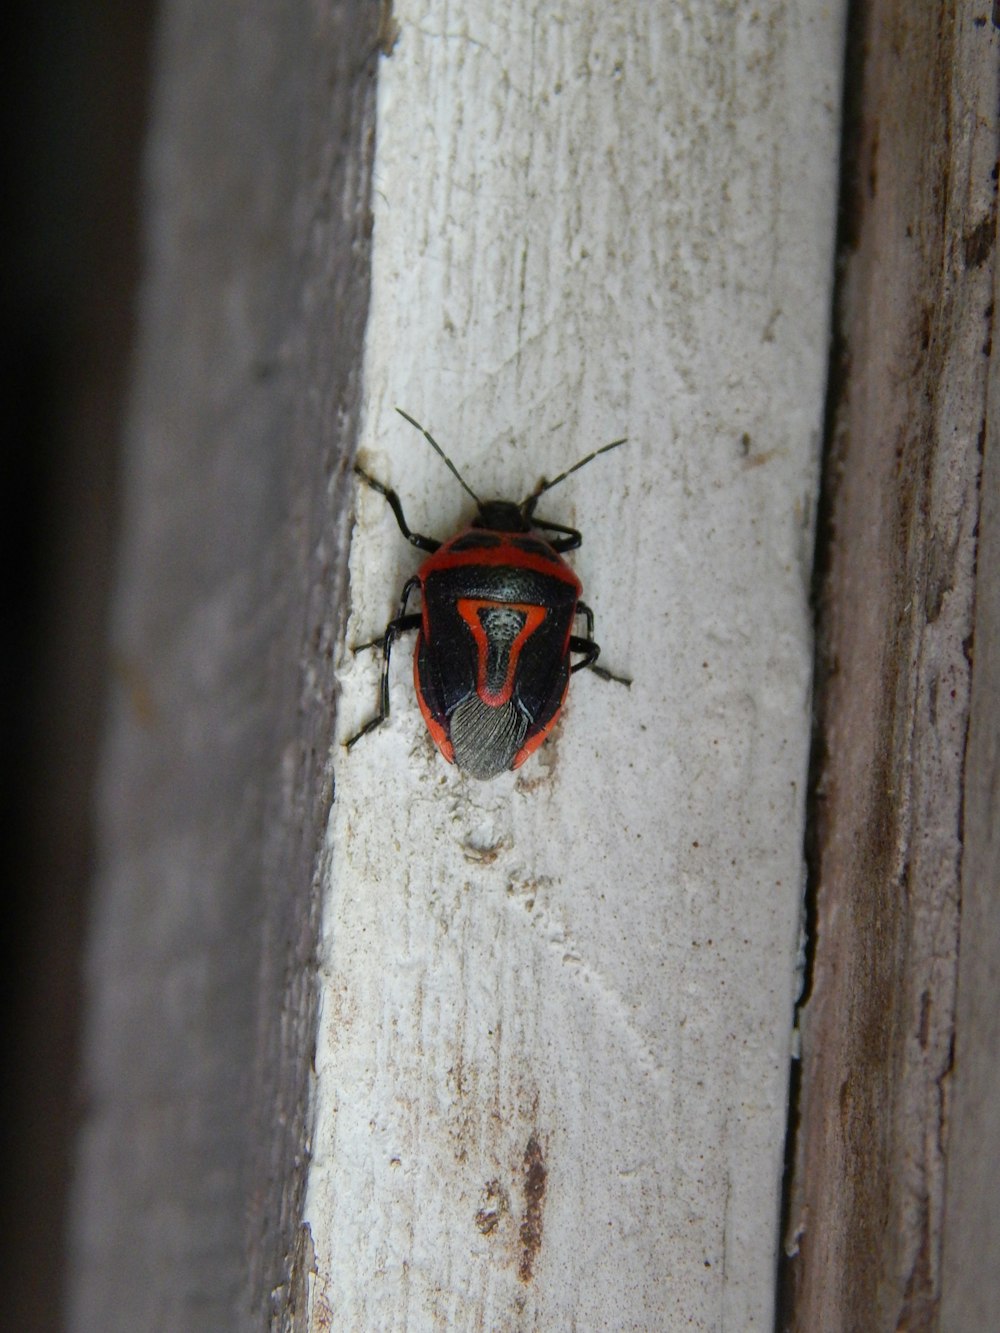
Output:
[
  {"xmin": 782, "ymin": 5, "xmax": 998, "ymax": 1329},
  {"xmin": 307, "ymin": 2, "xmax": 844, "ymax": 1328},
  {"xmin": 940, "ymin": 102, "xmax": 1000, "ymax": 1330},
  {"xmin": 65, "ymin": 3, "xmax": 377, "ymax": 1328}
]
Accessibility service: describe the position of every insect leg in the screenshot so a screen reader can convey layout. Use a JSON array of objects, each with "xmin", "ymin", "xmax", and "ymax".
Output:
[
  {"xmin": 529, "ymin": 516, "xmax": 582, "ymax": 553},
  {"xmin": 346, "ymin": 578, "xmax": 423, "ymax": 748},
  {"xmin": 355, "ymin": 465, "xmax": 440, "ymax": 553},
  {"xmin": 569, "ymin": 602, "xmax": 631, "ymax": 685}
]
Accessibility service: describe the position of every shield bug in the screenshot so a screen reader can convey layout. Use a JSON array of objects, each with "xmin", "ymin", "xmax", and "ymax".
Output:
[{"xmin": 346, "ymin": 409, "xmax": 629, "ymax": 780}]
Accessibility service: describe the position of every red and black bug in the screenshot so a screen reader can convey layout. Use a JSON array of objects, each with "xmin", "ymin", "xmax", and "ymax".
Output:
[{"xmin": 346, "ymin": 409, "xmax": 629, "ymax": 780}]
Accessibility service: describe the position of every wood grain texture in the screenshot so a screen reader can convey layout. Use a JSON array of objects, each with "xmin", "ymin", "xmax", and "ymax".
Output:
[
  {"xmin": 65, "ymin": 4, "xmax": 377, "ymax": 1329},
  {"xmin": 782, "ymin": 5, "xmax": 999, "ymax": 1329},
  {"xmin": 940, "ymin": 113, "xmax": 1000, "ymax": 1330}
]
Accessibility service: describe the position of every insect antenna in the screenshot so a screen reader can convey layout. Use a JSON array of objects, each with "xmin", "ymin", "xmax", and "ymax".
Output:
[
  {"xmin": 396, "ymin": 408, "xmax": 481, "ymax": 505},
  {"xmin": 522, "ymin": 436, "xmax": 627, "ymax": 512}
]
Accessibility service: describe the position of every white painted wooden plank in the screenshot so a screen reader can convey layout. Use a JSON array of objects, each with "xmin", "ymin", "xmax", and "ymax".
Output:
[{"xmin": 307, "ymin": 3, "xmax": 844, "ymax": 1327}]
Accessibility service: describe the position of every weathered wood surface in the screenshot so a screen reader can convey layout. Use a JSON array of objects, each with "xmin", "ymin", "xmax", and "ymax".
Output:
[
  {"xmin": 782, "ymin": 6, "xmax": 999, "ymax": 1329},
  {"xmin": 939, "ymin": 248, "xmax": 1000, "ymax": 1331},
  {"xmin": 66, "ymin": 4, "xmax": 377, "ymax": 1328}
]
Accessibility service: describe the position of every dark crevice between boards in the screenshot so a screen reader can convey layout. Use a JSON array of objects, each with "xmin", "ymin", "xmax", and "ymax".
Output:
[
  {"xmin": 0, "ymin": 7, "xmax": 157, "ymax": 1331},
  {"xmin": 773, "ymin": 3, "xmax": 869, "ymax": 1328}
]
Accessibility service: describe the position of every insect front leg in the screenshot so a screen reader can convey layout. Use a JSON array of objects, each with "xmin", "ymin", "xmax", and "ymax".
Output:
[
  {"xmin": 529, "ymin": 515, "xmax": 582, "ymax": 553},
  {"xmin": 346, "ymin": 577, "xmax": 422, "ymax": 748},
  {"xmin": 569, "ymin": 602, "xmax": 631, "ymax": 685},
  {"xmin": 355, "ymin": 465, "xmax": 440, "ymax": 553}
]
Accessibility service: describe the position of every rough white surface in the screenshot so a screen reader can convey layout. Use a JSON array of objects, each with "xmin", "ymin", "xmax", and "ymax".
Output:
[{"xmin": 306, "ymin": 2, "xmax": 844, "ymax": 1327}]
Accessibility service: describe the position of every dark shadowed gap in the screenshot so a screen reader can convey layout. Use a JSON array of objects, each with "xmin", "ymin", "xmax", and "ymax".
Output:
[
  {"xmin": 774, "ymin": 3, "xmax": 868, "ymax": 1328},
  {"xmin": 0, "ymin": 4, "xmax": 156, "ymax": 1330}
]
